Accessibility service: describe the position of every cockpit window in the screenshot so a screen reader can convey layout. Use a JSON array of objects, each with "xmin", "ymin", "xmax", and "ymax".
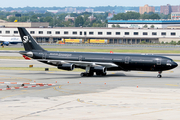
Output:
[
  {"xmin": 166, "ymin": 60, "xmax": 172, "ymax": 66},
  {"xmin": 167, "ymin": 60, "xmax": 172, "ymax": 63}
]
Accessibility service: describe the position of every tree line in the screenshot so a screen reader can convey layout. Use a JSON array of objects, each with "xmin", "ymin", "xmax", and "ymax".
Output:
[
  {"xmin": 112, "ymin": 12, "xmax": 170, "ymax": 20},
  {"xmin": 0, "ymin": 11, "xmax": 171, "ymax": 27},
  {"xmin": 0, "ymin": 11, "xmax": 108, "ymax": 27}
]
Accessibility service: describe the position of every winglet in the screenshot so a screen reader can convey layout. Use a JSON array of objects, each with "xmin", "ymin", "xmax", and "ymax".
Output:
[{"xmin": 23, "ymin": 55, "xmax": 31, "ymax": 60}]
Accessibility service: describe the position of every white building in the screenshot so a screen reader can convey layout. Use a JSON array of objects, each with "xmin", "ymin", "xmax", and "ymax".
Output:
[
  {"xmin": 86, "ymin": 8, "xmax": 94, "ymax": 13},
  {"xmin": 47, "ymin": 10, "xmax": 58, "ymax": 14},
  {"xmin": 108, "ymin": 20, "xmax": 180, "ymax": 28},
  {"xmin": 171, "ymin": 12, "xmax": 180, "ymax": 20},
  {"xmin": 0, "ymin": 27, "xmax": 180, "ymax": 44},
  {"xmin": 65, "ymin": 8, "xmax": 76, "ymax": 13}
]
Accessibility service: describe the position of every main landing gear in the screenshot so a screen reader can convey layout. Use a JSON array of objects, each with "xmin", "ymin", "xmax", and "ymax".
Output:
[
  {"xmin": 80, "ymin": 71, "xmax": 107, "ymax": 77},
  {"xmin": 80, "ymin": 66, "xmax": 107, "ymax": 77},
  {"xmin": 157, "ymin": 71, "xmax": 162, "ymax": 78},
  {"xmin": 80, "ymin": 66, "xmax": 94, "ymax": 77},
  {"xmin": 80, "ymin": 72, "xmax": 94, "ymax": 77},
  {"xmin": 96, "ymin": 72, "xmax": 106, "ymax": 76}
]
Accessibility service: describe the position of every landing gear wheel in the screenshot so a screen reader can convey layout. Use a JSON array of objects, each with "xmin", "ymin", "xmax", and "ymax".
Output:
[
  {"xmin": 157, "ymin": 71, "xmax": 162, "ymax": 78},
  {"xmin": 80, "ymin": 72, "xmax": 94, "ymax": 77},
  {"xmin": 96, "ymin": 72, "xmax": 107, "ymax": 76},
  {"xmin": 80, "ymin": 73, "xmax": 87, "ymax": 77},
  {"xmin": 88, "ymin": 72, "xmax": 94, "ymax": 77},
  {"xmin": 96, "ymin": 72, "xmax": 101, "ymax": 76},
  {"xmin": 102, "ymin": 72, "xmax": 107, "ymax": 76},
  {"xmin": 157, "ymin": 75, "xmax": 162, "ymax": 78}
]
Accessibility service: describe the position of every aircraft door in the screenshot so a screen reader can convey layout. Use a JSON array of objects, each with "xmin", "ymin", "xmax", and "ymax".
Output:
[
  {"xmin": 125, "ymin": 57, "xmax": 130, "ymax": 64},
  {"xmin": 156, "ymin": 59, "xmax": 161, "ymax": 65},
  {"xmin": 79, "ymin": 55, "xmax": 84, "ymax": 61},
  {"xmin": 42, "ymin": 53, "xmax": 46, "ymax": 60}
]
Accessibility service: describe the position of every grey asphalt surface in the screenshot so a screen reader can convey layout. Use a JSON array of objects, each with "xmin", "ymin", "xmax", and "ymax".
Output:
[
  {"xmin": 0, "ymin": 58, "xmax": 180, "ymax": 119},
  {"xmin": 0, "ymin": 59, "xmax": 54, "ymax": 68},
  {"xmin": 0, "ymin": 46, "xmax": 180, "ymax": 120}
]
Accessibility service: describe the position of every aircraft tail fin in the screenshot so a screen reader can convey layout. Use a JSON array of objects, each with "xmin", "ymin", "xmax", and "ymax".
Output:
[{"xmin": 17, "ymin": 27, "xmax": 45, "ymax": 51}]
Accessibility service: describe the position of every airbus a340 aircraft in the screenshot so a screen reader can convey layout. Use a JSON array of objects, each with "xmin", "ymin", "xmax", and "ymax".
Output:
[{"xmin": 18, "ymin": 27, "xmax": 178, "ymax": 78}]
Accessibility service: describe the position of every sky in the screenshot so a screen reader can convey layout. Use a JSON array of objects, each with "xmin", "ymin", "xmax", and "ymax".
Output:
[{"xmin": 0, "ymin": 0, "xmax": 179, "ymax": 8}]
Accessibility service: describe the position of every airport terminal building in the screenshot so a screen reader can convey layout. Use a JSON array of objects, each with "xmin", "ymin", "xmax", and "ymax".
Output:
[
  {"xmin": 108, "ymin": 20, "xmax": 180, "ymax": 28},
  {"xmin": 0, "ymin": 27, "xmax": 180, "ymax": 44}
]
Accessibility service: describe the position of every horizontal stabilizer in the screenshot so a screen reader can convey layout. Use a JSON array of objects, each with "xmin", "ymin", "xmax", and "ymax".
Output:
[{"xmin": 23, "ymin": 55, "xmax": 31, "ymax": 60}]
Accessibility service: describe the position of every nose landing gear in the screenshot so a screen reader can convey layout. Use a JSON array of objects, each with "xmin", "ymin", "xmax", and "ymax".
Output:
[{"xmin": 157, "ymin": 71, "xmax": 162, "ymax": 78}]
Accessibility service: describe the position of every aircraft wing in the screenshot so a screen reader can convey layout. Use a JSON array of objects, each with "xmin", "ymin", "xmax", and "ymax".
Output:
[
  {"xmin": 38, "ymin": 59, "xmax": 118, "ymax": 68},
  {"xmin": 68, "ymin": 61, "xmax": 118, "ymax": 68}
]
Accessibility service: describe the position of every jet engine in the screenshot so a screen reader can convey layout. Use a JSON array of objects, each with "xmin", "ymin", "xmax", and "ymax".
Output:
[
  {"xmin": 91, "ymin": 66, "xmax": 107, "ymax": 74},
  {"xmin": 57, "ymin": 64, "xmax": 75, "ymax": 71}
]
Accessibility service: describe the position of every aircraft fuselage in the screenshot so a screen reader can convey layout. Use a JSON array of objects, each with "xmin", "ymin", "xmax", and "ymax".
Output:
[{"xmin": 26, "ymin": 50, "xmax": 178, "ymax": 72}]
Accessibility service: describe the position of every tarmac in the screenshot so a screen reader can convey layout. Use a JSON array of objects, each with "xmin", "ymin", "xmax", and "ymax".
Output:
[
  {"xmin": 1, "ymin": 44, "xmax": 180, "ymax": 120},
  {"xmin": 0, "ymin": 57, "xmax": 180, "ymax": 120}
]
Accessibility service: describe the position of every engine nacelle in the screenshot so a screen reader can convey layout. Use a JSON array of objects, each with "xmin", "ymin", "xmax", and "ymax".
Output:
[
  {"xmin": 91, "ymin": 66, "xmax": 107, "ymax": 74},
  {"xmin": 3, "ymin": 41, "xmax": 9, "ymax": 46},
  {"xmin": 57, "ymin": 64, "xmax": 75, "ymax": 71}
]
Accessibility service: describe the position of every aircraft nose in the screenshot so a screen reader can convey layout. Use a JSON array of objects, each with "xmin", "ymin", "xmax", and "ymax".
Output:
[{"xmin": 172, "ymin": 62, "xmax": 178, "ymax": 68}]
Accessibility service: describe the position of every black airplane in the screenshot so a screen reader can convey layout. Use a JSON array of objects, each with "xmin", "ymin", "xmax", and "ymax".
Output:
[{"xmin": 18, "ymin": 27, "xmax": 178, "ymax": 78}]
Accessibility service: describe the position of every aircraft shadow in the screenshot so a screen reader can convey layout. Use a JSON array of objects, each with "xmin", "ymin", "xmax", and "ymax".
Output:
[{"xmin": 17, "ymin": 72, "xmax": 179, "ymax": 80}]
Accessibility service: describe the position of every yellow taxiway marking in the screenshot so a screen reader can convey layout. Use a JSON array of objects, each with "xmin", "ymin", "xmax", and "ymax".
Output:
[
  {"xmin": 53, "ymin": 85, "xmax": 73, "ymax": 94},
  {"xmin": 166, "ymin": 84, "xmax": 179, "ymax": 87},
  {"xmin": 53, "ymin": 85, "xmax": 75, "ymax": 94},
  {"xmin": 77, "ymin": 99, "xmax": 125, "ymax": 108},
  {"xmin": 138, "ymin": 72, "xmax": 146, "ymax": 74},
  {"xmin": 164, "ymin": 70, "xmax": 174, "ymax": 73},
  {"xmin": 0, "ymin": 75, "xmax": 32, "ymax": 82},
  {"xmin": 132, "ymin": 108, "xmax": 178, "ymax": 116}
]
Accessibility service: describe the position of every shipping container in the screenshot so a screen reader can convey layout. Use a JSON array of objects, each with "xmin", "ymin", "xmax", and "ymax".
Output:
[
  {"xmin": 56, "ymin": 40, "xmax": 64, "ymax": 44},
  {"xmin": 90, "ymin": 39, "xmax": 109, "ymax": 44},
  {"xmin": 64, "ymin": 39, "xmax": 84, "ymax": 44}
]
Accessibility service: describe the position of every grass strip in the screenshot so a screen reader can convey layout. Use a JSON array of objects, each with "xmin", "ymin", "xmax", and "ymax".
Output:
[
  {"xmin": 174, "ymin": 60, "xmax": 180, "ymax": 62},
  {"xmin": 1, "ymin": 47, "xmax": 180, "ymax": 53}
]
